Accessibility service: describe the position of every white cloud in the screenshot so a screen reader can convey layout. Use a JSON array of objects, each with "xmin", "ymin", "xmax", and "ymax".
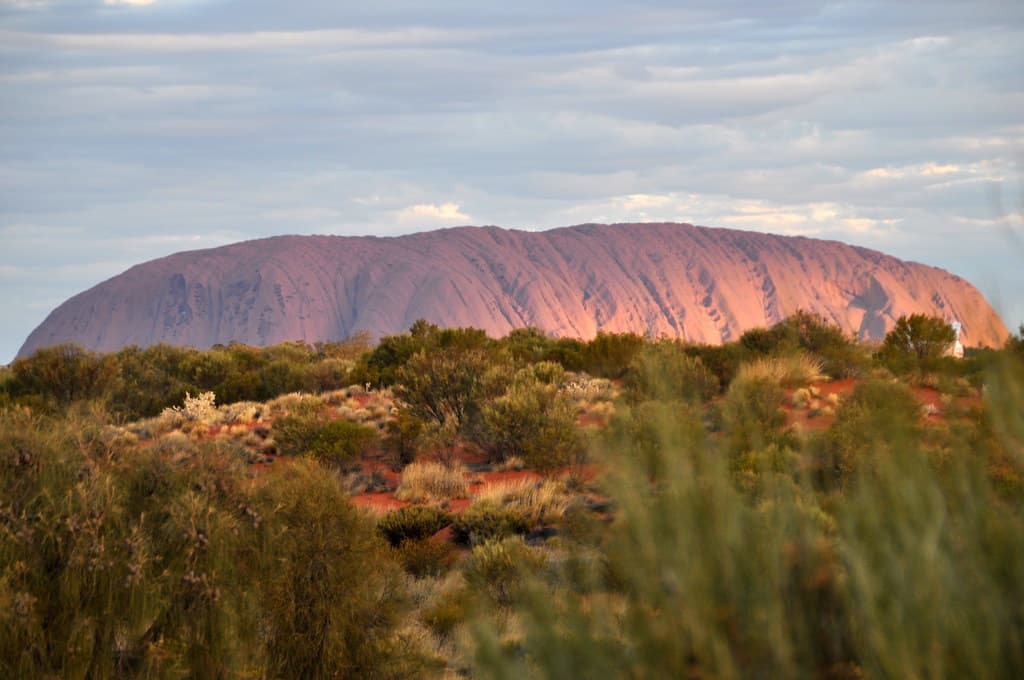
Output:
[
  {"xmin": 1, "ymin": 26, "xmax": 484, "ymax": 53},
  {"xmin": 103, "ymin": 0, "xmax": 158, "ymax": 6},
  {"xmin": 397, "ymin": 202, "xmax": 471, "ymax": 224},
  {"xmin": 621, "ymin": 194, "xmax": 672, "ymax": 211}
]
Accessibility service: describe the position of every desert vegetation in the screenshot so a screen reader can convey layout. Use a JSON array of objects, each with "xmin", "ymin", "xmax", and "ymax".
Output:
[{"xmin": 2, "ymin": 314, "xmax": 1023, "ymax": 677}]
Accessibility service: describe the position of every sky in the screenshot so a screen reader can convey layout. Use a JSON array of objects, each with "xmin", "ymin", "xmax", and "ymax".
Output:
[{"xmin": 1, "ymin": 0, "xmax": 1022, "ymax": 362}]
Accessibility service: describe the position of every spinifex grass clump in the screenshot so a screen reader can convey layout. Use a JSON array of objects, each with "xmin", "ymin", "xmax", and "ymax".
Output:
[
  {"xmin": 472, "ymin": 479, "xmax": 571, "ymax": 528},
  {"xmin": 396, "ymin": 461, "xmax": 469, "ymax": 502},
  {"xmin": 735, "ymin": 352, "xmax": 825, "ymax": 388}
]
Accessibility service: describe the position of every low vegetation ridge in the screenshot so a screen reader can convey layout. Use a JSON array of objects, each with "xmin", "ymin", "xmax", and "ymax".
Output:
[
  {"xmin": 18, "ymin": 222, "xmax": 1009, "ymax": 357},
  {"xmin": 2, "ymin": 314, "xmax": 1023, "ymax": 677}
]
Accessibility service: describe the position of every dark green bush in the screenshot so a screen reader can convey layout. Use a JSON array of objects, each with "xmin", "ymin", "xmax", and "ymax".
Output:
[
  {"xmin": 879, "ymin": 314, "xmax": 957, "ymax": 373},
  {"xmin": 580, "ymin": 331, "xmax": 646, "ymax": 379},
  {"xmin": 5, "ymin": 344, "xmax": 118, "ymax": 411},
  {"xmin": 350, "ymin": 320, "xmax": 493, "ymax": 386},
  {"xmin": 377, "ymin": 505, "xmax": 453, "ymax": 546},
  {"xmin": 306, "ymin": 420, "xmax": 378, "ymax": 469},
  {"xmin": 2, "ymin": 337, "xmax": 365, "ymax": 421},
  {"xmin": 451, "ymin": 501, "xmax": 530, "ymax": 545},
  {"xmin": 542, "ymin": 337, "xmax": 587, "ymax": 372},
  {"xmin": 274, "ymin": 411, "xmax": 377, "ymax": 469},
  {"xmin": 272, "ymin": 411, "xmax": 325, "ymax": 457},
  {"xmin": 394, "ymin": 537, "xmax": 458, "ymax": 577},
  {"xmin": 810, "ymin": 379, "xmax": 922, "ymax": 491},
  {"xmin": 382, "ymin": 411, "xmax": 425, "ymax": 469},
  {"xmin": 738, "ymin": 311, "xmax": 867, "ymax": 379},
  {"xmin": 683, "ymin": 342, "xmax": 746, "ymax": 392},
  {"xmin": 395, "ymin": 347, "xmax": 494, "ymax": 429},
  {"xmin": 500, "ymin": 327, "xmax": 556, "ymax": 363}
]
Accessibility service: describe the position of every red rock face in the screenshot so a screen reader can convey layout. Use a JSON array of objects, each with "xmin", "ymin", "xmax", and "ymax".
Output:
[{"xmin": 18, "ymin": 223, "xmax": 1009, "ymax": 356}]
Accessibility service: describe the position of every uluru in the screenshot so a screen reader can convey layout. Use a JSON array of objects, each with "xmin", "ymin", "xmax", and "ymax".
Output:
[{"xmin": 17, "ymin": 222, "xmax": 1009, "ymax": 357}]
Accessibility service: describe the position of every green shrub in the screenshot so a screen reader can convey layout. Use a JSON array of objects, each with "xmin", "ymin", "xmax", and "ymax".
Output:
[
  {"xmin": 602, "ymin": 399, "xmax": 706, "ymax": 480},
  {"xmin": 5, "ymin": 344, "xmax": 118, "ymax": 411},
  {"xmin": 271, "ymin": 402, "xmax": 377, "ymax": 467},
  {"xmin": 542, "ymin": 337, "xmax": 587, "ymax": 371},
  {"xmin": 273, "ymin": 411, "xmax": 325, "ymax": 457},
  {"xmin": 738, "ymin": 311, "xmax": 866, "ymax": 379},
  {"xmin": 257, "ymin": 461, "xmax": 424, "ymax": 679},
  {"xmin": 350, "ymin": 320, "xmax": 492, "ymax": 387},
  {"xmin": 809, "ymin": 379, "xmax": 922, "ymax": 491},
  {"xmin": 377, "ymin": 505, "xmax": 453, "ymax": 546},
  {"xmin": 307, "ymin": 420, "xmax": 378, "ymax": 469},
  {"xmin": 720, "ymin": 375, "xmax": 793, "ymax": 457},
  {"xmin": 624, "ymin": 340, "xmax": 719, "ymax": 403},
  {"xmin": 879, "ymin": 314, "xmax": 957, "ymax": 373},
  {"xmin": 473, "ymin": 371, "xmax": 584, "ymax": 470},
  {"xmin": 581, "ymin": 332, "xmax": 646, "ymax": 379},
  {"xmin": 421, "ymin": 588, "xmax": 469, "ymax": 643},
  {"xmin": 395, "ymin": 347, "xmax": 494, "ymax": 429},
  {"xmin": 382, "ymin": 411, "xmax": 425, "ymax": 469},
  {"xmin": 462, "ymin": 537, "xmax": 546, "ymax": 608},
  {"xmin": 451, "ymin": 501, "xmax": 530, "ymax": 545},
  {"xmin": 394, "ymin": 538, "xmax": 458, "ymax": 578},
  {"xmin": 0, "ymin": 408, "xmax": 264, "ymax": 678},
  {"xmin": 500, "ymin": 327, "xmax": 557, "ymax": 363}
]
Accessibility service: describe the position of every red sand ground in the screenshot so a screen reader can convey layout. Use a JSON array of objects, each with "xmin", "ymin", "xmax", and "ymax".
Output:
[{"xmin": 783, "ymin": 379, "xmax": 981, "ymax": 432}]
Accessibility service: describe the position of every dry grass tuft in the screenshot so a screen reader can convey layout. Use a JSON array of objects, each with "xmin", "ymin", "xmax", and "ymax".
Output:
[
  {"xmin": 792, "ymin": 387, "xmax": 813, "ymax": 409},
  {"xmin": 494, "ymin": 456, "xmax": 526, "ymax": 472},
  {"xmin": 395, "ymin": 461, "xmax": 468, "ymax": 502},
  {"xmin": 219, "ymin": 401, "xmax": 262, "ymax": 424},
  {"xmin": 736, "ymin": 353, "xmax": 825, "ymax": 388},
  {"xmin": 472, "ymin": 478, "xmax": 570, "ymax": 527}
]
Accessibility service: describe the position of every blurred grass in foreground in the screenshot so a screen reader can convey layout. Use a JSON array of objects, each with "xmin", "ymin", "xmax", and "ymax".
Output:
[{"xmin": 471, "ymin": 355, "xmax": 1024, "ymax": 679}]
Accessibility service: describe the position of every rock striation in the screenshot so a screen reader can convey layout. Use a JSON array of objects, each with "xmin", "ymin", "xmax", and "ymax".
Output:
[{"xmin": 18, "ymin": 223, "xmax": 1009, "ymax": 356}]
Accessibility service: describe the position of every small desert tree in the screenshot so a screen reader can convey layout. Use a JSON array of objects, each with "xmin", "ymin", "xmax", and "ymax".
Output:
[
  {"xmin": 395, "ymin": 347, "xmax": 493, "ymax": 429},
  {"xmin": 880, "ymin": 314, "xmax": 956, "ymax": 371}
]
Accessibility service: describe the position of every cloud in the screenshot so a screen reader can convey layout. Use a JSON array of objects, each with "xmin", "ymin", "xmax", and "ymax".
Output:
[
  {"xmin": 0, "ymin": 26, "xmax": 484, "ymax": 52},
  {"xmin": 1, "ymin": 0, "xmax": 1022, "ymax": 361},
  {"xmin": 103, "ymin": 0, "xmax": 158, "ymax": 6},
  {"xmin": 621, "ymin": 194, "xmax": 672, "ymax": 211},
  {"xmin": 397, "ymin": 202, "xmax": 472, "ymax": 224}
]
